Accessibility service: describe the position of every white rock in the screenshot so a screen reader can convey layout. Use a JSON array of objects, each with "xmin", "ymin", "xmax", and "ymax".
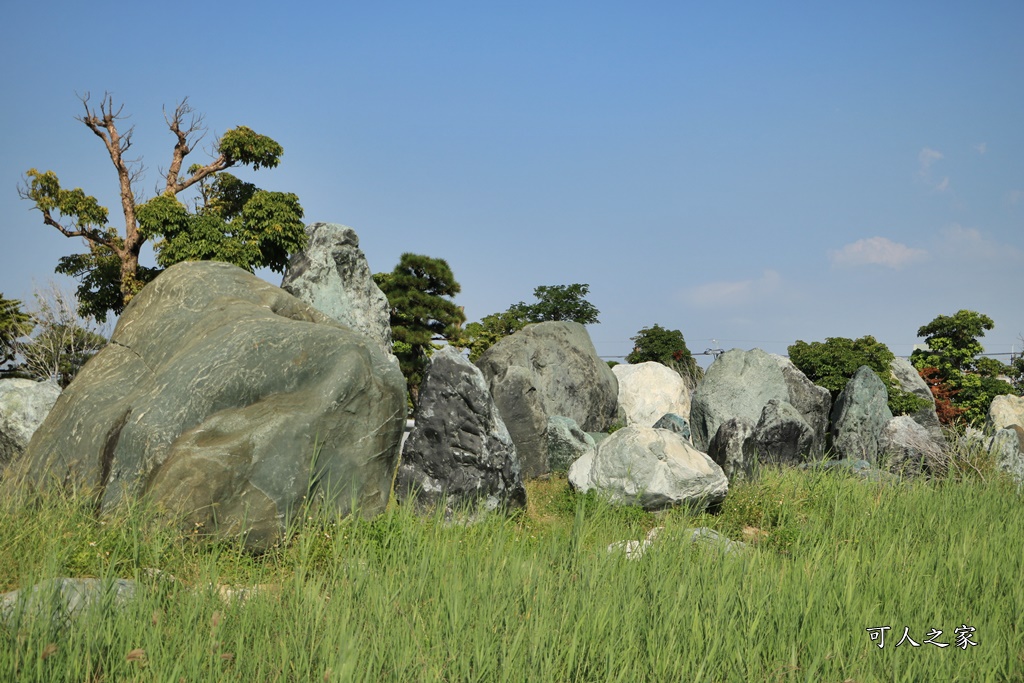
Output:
[{"xmin": 612, "ymin": 362, "xmax": 691, "ymax": 427}]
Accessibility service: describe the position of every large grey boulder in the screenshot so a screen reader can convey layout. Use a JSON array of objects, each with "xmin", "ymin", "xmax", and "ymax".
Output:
[
  {"xmin": 890, "ymin": 357, "xmax": 942, "ymax": 439},
  {"xmin": 878, "ymin": 416, "xmax": 948, "ymax": 478},
  {"xmin": 281, "ymin": 223, "xmax": 393, "ymax": 355},
  {"xmin": 987, "ymin": 394, "xmax": 1024, "ymax": 432},
  {"xmin": 546, "ymin": 416, "xmax": 596, "ymax": 474},
  {"xmin": 706, "ymin": 417, "xmax": 756, "ymax": 482},
  {"xmin": 690, "ymin": 349, "xmax": 789, "ymax": 452},
  {"xmin": 567, "ymin": 426, "xmax": 728, "ymax": 511},
  {"xmin": 771, "ymin": 355, "xmax": 831, "ymax": 457},
  {"xmin": 829, "ymin": 366, "xmax": 893, "ymax": 463},
  {"xmin": 0, "ymin": 379, "xmax": 61, "ymax": 469},
  {"xmin": 395, "ymin": 346, "xmax": 525, "ymax": 514},
  {"xmin": 476, "ymin": 321, "xmax": 619, "ymax": 478},
  {"xmin": 12, "ymin": 261, "xmax": 406, "ymax": 550},
  {"xmin": 750, "ymin": 399, "xmax": 815, "ymax": 467},
  {"xmin": 612, "ymin": 362, "xmax": 691, "ymax": 426}
]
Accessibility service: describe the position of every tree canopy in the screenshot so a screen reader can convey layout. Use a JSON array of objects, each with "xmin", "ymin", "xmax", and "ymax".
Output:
[
  {"xmin": 910, "ymin": 310, "xmax": 1013, "ymax": 426},
  {"xmin": 459, "ymin": 283, "xmax": 599, "ymax": 361},
  {"xmin": 788, "ymin": 335, "xmax": 929, "ymax": 417},
  {"xmin": 20, "ymin": 93, "xmax": 306, "ymax": 321},
  {"xmin": 375, "ymin": 254, "xmax": 465, "ymax": 404},
  {"xmin": 626, "ymin": 324, "xmax": 701, "ymax": 384}
]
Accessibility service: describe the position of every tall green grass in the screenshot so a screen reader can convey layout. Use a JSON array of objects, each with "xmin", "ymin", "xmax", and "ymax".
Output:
[{"xmin": 1, "ymin": 465, "xmax": 1021, "ymax": 682}]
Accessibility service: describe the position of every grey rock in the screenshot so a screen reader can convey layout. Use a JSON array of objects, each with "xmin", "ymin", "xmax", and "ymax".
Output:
[
  {"xmin": 612, "ymin": 362, "xmax": 691, "ymax": 426},
  {"xmin": 568, "ymin": 425, "xmax": 728, "ymax": 511},
  {"xmin": 546, "ymin": 416, "xmax": 596, "ymax": 474},
  {"xmin": 829, "ymin": 366, "xmax": 893, "ymax": 463},
  {"xmin": 878, "ymin": 416, "xmax": 948, "ymax": 478},
  {"xmin": 281, "ymin": 223, "xmax": 393, "ymax": 356},
  {"xmin": 653, "ymin": 413, "xmax": 691, "ymax": 442},
  {"xmin": 751, "ymin": 399, "xmax": 814, "ymax": 466},
  {"xmin": 991, "ymin": 427, "xmax": 1024, "ymax": 485},
  {"xmin": 890, "ymin": 357, "xmax": 942, "ymax": 439},
  {"xmin": 690, "ymin": 349, "xmax": 789, "ymax": 451},
  {"xmin": 395, "ymin": 346, "xmax": 526, "ymax": 514},
  {"xmin": 771, "ymin": 354, "xmax": 832, "ymax": 457},
  {"xmin": 12, "ymin": 261, "xmax": 406, "ymax": 550},
  {"xmin": 2, "ymin": 578, "xmax": 137, "ymax": 627},
  {"xmin": 0, "ymin": 379, "xmax": 61, "ymax": 469},
  {"xmin": 706, "ymin": 417, "xmax": 756, "ymax": 482},
  {"xmin": 477, "ymin": 321, "xmax": 619, "ymax": 478}
]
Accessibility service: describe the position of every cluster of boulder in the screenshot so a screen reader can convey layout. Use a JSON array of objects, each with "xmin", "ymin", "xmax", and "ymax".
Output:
[{"xmin": 2, "ymin": 222, "xmax": 1023, "ymax": 550}]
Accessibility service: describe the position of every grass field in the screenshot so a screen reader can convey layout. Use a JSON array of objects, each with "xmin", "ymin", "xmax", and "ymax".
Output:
[{"xmin": 1, "ymin": 453, "xmax": 1022, "ymax": 682}]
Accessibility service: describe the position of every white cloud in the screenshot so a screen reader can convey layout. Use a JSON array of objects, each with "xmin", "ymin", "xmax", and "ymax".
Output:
[
  {"xmin": 829, "ymin": 237, "xmax": 928, "ymax": 269},
  {"xmin": 918, "ymin": 147, "xmax": 943, "ymax": 175},
  {"xmin": 916, "ymin": 147, "xmax": 951, "ymax": 192},
  {"xmin": 681, "ymin": 269, "xmax": 781, "ymax": 308},
  {"xmin": 974, "ymin": 142, "xmax": 987, "ymax": 155}
]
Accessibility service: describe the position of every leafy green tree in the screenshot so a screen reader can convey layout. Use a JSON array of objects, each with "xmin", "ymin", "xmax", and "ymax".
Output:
[
  {"xmin": 375, "ymin": 254, "xmax": 465, "ymax": 404},
  {"xmin": 460, "ymin": 309, "xmax": 531, "ymax": 362},
  {"xmin": 788, "ymin": 336, "xmax": 929, "ymax": 416},
  {"xmin": 19, "ymin": 94, "xmax": 305, "ymax": 321},
  {"xmin": 516, "ymin": 283, "xmax": 600, "ymax": 324},
  {"xmin": 626, "ymin": 324, "xmax": 702, "ymax": 384},
  {"xmin": 0, "ymin": 294, "xmax": 34, "ymax": 375},
  {"xmin": 458, "ymin": 283, "xmax": 599, "ymax": 361},
  {"xmin": 910, "ymin": 310, "xmax": 1013, "ymax": 426}
]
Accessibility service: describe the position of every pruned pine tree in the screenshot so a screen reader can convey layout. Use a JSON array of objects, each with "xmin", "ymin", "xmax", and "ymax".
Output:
[{"xmin": 376, "ymin": 254, "xmax": 465, "ymax": 405}]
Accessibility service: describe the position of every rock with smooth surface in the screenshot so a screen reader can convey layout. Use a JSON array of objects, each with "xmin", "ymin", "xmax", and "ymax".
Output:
[
  {"xmin": 568, "ymin": 425, "xmax": 728, "ymax": 511},
  {"xmin": 612, "ymin": 362, "xmax": 691, "ymax": 426},
  {"xmin": 395, "ymin": 346, "xmax": 525, "ymax": 514},
  {"xmin": 281, "ymin": 223, "xmax": 393, "ymax": 355},
  {"xmin": 690, "ymin": 349, "xmax": 789, "ymax": 451},
  {"xmin": 987, "ymin": 394, "xmax": 1024, "ymax": 432},
  {"xmin": 476, "ymin": 321, "xmax": 619, "ymax": 478},
  {"xmin": 13, "ymin": 261, "xmax": 407, "ymax": 549},
  {"xmin": 0, "ymin": 379, "xmax": 61, "ymax": 469},
  {"xmin": 829, "ymin": 366, "xmax": 893, "ymax": 464}
]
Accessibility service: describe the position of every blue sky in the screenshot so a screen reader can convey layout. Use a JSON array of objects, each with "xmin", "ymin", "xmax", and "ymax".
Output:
[{"xmin": 2, "ymin": 1, "xmax": 1021, "ymax": 365}]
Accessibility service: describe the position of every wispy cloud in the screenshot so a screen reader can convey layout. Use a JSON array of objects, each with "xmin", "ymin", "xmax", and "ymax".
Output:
[
  {"xmin": 974, "ymin": 142, "xmax": 987, "ymax": 155},
  {"xmin": 918, "ymin": 147, "xmax": 943, "ymax": 175},
  {"xmin": 681, "ymin": 269, "xmax": 781, "ymax": 308},
  {"xmin": 917, "ymin": 147, "xmax": 951, "ymax": 192},
  {"xmin": 829, "ymin": 237, "xmax": 927, "ymax": 269},
  {"xmin": 1007, "ymin": 190, "xmax": 1023, "ymax": 205}
]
